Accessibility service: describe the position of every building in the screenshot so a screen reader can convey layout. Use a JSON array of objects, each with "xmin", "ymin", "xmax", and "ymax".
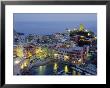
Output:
[
  {"xmin": 70, "ymin": 35, "xmax": 80, "ymax": 43},
  {"xmin": 54, "ymin": 46, "xmax": 89, "ymax": 65},
  {"xmin": 14, "ymin": 30, "xmax": 26, "ymax": 45}
]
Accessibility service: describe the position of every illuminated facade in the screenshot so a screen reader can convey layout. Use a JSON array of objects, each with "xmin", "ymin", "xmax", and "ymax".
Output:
[{"xmin": 55, "ymin": 46, "xmax": 89, "ymax": 65}]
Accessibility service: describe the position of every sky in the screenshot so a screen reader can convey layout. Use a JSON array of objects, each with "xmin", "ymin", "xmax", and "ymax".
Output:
[{"xmin": 14, "ymin": 13, "xmax": 97, "ymax": 35}]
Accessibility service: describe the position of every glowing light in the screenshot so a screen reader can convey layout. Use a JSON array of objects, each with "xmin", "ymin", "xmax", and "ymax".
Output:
[
  {"xmin": 94, "ymin": 36, "xmax": 97, "ymax": 40},
  {"xmin": 74, "ymin": 28, "xmax": 77, "ymax": 30},
  {"xmin": 88, "ymin": 33, "xmax": 90, "ymax": 36},
  {"xmin": 54, "ymin": 54, "xmax": 58, "ymax": 57},
  {"xmin": 67, "ymin": 29, "xmax": 71, "ymax": 32},
  {"xmin": 38, "ymin": 66, "xmax": 43, "ymax": 75},
  {"xmin": 64, "ymin": 65, "xmax": 68, "ymax": 73},
  {"xmin": 85, "ymin": 29, "xmax": 88, "ymax": 32},
  {"xmin": 64, "ymin": 55, "xmax": 69, "ymax": 61},
  {"xmin": 39, "ymin": 66, "xmax": 43, "ymax": 71},
  {"xmin": 78, "ymin": 59, "xmax": 81, "ymax": 62},
  {"xmin": 14, "ymin": 60, "xmax": 20, "ymax": 64},
  {"xmin": 27, "ymin": 51, "xmax": 32, "ymax": 58},
  {"xmin": 20, "ymin": 59, "xmax": 29, "ymax": 69},
  {"xmin": 66, "ymin": 45, "xmax": 70, "ymax": 47},
  {"xmin": 24, "ymin": 62, "xmax": 27, "ymax": 67},
  {"xmin": 16, "ymin": 46, "xmax": 23, "ymax": 58},
  {"xmin": 80, "ymin": 39, "xmax": 84, "ymax": 41},
  {"xmin": 35, "ymin": 47, "xmax": 47, "ymax": 59},
  {"xmin": 36, "ymin": 47, "xmax": 42, "ymax": 54},
  {"xmin": 54, "ymin": 63, "xmax": 58, "ymax": 70},
  {"xmin": 39, "ymin": 66, "xmax": 46, "ymax": 74},
  {"xmin": 20, "ymin": 64, "xmax": 24, "ymax": 69},
  {"xmin": 80, "ymin": 36, "xmax": 84, "ymax": 38}
]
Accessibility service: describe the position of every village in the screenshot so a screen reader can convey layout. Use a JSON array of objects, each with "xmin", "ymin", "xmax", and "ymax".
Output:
[{"xmin": 13, "ymin": 24, "xmax": 97, "ymax": 75}]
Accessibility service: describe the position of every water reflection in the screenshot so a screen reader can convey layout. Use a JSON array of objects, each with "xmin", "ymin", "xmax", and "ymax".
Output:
[
  {"xmin": 37, "ymin": 66, "xmax": 46, "ymax": 75},
  {"xmin": 30, "ymin": 61, "xmax": 78, "ymax": 75},
  {"xmin": 53, "ymin": 63, "xmax": 58, "ymax": 71},
  {"xmin": 72, "ymin": 70, "xmax": 76, "ymax": 75},
  {"xmin": 64, "ymin": 65, "xmax": 68, "ymax": 73}
]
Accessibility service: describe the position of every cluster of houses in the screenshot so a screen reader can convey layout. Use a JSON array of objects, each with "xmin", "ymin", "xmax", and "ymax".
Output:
[{"xmin": 13, "ymin": 25, "xmax": 97, "ymax": 66}]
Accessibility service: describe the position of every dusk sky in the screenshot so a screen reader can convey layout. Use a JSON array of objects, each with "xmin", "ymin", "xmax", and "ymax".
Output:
[{"xmin": 14, "ymin": 13, "xmax": 97, "ymax": 35}]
